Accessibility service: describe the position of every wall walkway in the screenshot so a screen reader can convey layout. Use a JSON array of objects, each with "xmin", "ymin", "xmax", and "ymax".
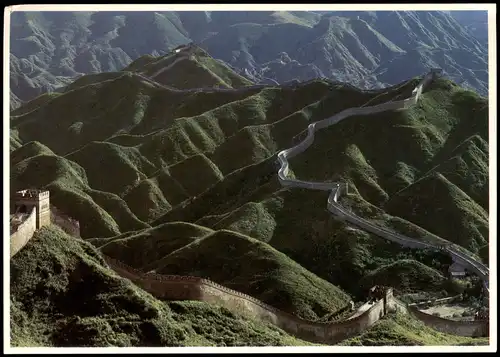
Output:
[
  {"xmin": 9, "ymin": 207, "xmax": 37, "ymax": 258},
  {"xmin": 275, "ymin": 70, "xmax": 490, "ymax": 296}
]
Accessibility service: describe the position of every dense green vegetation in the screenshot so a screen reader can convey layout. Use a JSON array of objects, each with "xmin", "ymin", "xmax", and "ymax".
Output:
[
  {"xmin": 10, "ymin": 226, "xmax": 313, "ymax": 347},
  {"xmin": 11, "ymin": 226, "xmax": 485, "ymax": 347},
  {"xmin": 288, "ymin": 78, "xmax": 488, "ymax": 255},
  {"xmin": 10, "ymin": 48, "xmax": 489, "ymax": 346}
]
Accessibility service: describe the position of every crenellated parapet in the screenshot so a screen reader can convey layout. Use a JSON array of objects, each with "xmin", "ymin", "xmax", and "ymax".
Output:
[{"xmin": 102, "ymin": 254, "xmax": 399, "ymax": 343}]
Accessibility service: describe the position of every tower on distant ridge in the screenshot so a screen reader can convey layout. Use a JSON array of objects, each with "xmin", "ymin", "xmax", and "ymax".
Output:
[{"xmin": 12, "ymin": 189, "xmax": 51, "ymax": 229}]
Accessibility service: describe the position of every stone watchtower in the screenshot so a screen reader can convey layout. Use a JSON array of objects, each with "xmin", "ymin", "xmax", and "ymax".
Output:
[{"xmin": 12, "ymin": 189, "xmax": 51, "ymax": 229}]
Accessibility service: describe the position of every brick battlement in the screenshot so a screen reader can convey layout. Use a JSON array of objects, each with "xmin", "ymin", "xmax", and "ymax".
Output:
[{"xmin": 104, "ymin": 255, "xmax": 360, "ymax": 327}]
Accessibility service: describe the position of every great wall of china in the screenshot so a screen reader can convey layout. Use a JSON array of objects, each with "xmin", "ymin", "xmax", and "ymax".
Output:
[
  {"xmin": 9, "ymin": 64, "xmax": 490, "ymax": 344},
  {"xmin": 276, "ymin": 69, "xmax": 490, "ymax": 291}
]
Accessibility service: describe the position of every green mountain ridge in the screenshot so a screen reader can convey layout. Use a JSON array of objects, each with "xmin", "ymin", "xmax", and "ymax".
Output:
[{"xmin": 9, "ymin": 50, "xmax": 489, "ymax": 347}]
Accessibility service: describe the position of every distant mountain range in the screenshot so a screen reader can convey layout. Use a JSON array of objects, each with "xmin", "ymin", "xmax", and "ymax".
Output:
[{"xmin": 9, "ymin": 10, "xmax": 489, "ymax": 109}]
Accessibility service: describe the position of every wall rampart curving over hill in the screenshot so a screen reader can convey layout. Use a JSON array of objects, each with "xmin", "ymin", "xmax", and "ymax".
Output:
[{"xmin": 103, "ymin": 255, "xmax": 392, "ymax": 344}]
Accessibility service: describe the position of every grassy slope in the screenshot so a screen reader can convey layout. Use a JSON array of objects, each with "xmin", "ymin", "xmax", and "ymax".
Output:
[
  {"xmin": 359, "ymin": 259, "xmax": 448, "ymax": 293},
  {"xmin": 155, "ymin": 159, "xmax": 459, "ymax": 299},
  {"xmin": 10, "ymin": 142, "xmax": 148, "ymax": 238},
  {"xmin": 154, "ymin": 58, "xmax": 232, "ymax": 89},
  {"xmin": 10, "ymin": 226, "xmax": 487, "ymax": 347},
  {"xmin": 10, "ymin": 54, "xmax": 489, "ymax": 346},
  {"xmin": 11, "ymin": 92, "xmax": 62, "ymax": 117},
  {"xmin": 150, "ymin": 77, "xmax": 486, "ymax": 298},
  {"xmin": 9, "ymin": 71, "xmax": 336, "ymax": 234},
  {"xmin": 193, "ymin": 48, "xmax": 254, "ymax": 88},
  {"xmin": 10, "ymin": 225, "xmax": 312, "ymax": 347},
  {"xmin": 287, "ymin": 78, "xmax": 488, "ymax": 254}
]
